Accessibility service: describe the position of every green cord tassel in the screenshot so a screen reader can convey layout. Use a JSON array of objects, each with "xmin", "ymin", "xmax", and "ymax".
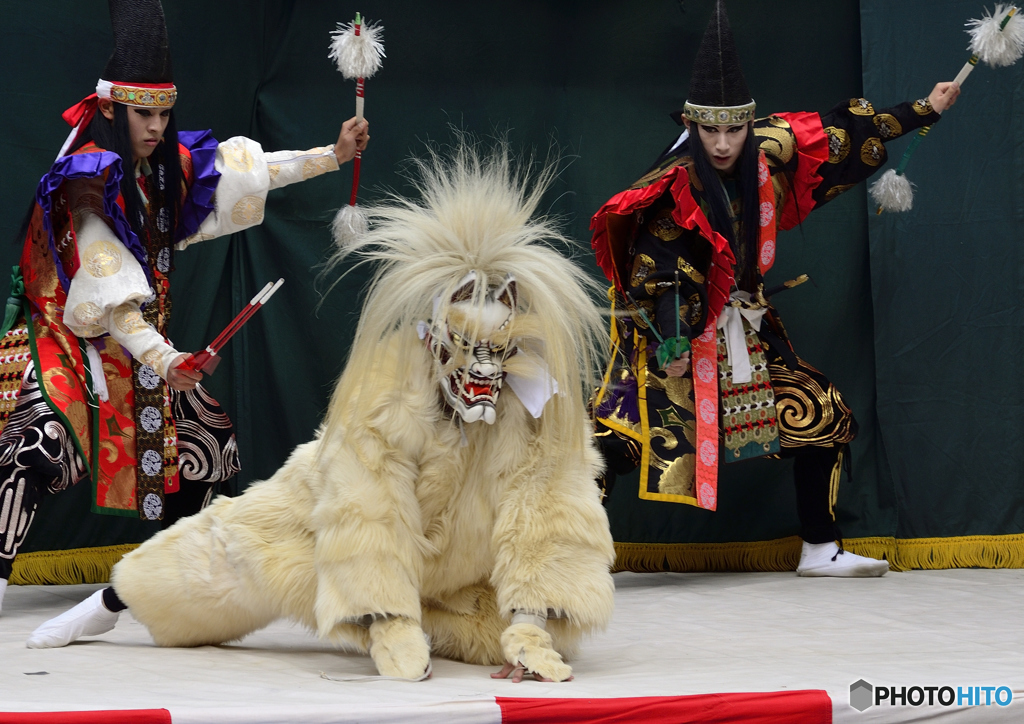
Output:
[{"xmin": 0, "ymin": 266, "xmax": 25, "ymax": 338}]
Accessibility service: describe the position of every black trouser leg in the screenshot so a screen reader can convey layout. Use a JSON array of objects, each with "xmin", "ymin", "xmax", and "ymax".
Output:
[
  {"xmin": 160, "ymin": 481, "xmax": 215, "ymax": 530},
  {"xmin": 790, "ymin": 444, "xmax": 842, "ymax": 544},
  {"xmin": 0, "ymin": 469, "xmax": 48, "ymax": 580},
  {"xmin": 102, "ymin": 586, "xmax": 128, "ymax": 612}
]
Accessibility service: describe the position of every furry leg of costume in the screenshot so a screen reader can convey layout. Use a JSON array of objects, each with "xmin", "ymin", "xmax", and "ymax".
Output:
[
  {"xmin": 368, "ymin": 616, "xmax": 431, "ymax": 678},
  {"xmin": 111, "ymin": 441, "xmax": 323, "ymax": 648},
  {"xmin": 26, "ymin": 590, "xmax": 119, "ymax": 648}
]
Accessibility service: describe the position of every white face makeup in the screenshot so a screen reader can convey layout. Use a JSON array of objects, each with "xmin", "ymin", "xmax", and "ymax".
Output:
[{"xmin": 694, "ymin": 122, "xmax": 748, "ymax": 174}]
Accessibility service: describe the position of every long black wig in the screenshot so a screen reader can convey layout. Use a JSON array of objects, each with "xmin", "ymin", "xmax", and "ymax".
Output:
[
  {"xmin": 688, "ymin": 122, "xmax": 761, "ymax": 292},
  {"xmin": 68, "ymin": 103, "xmax": 182, "ymax": 242}
]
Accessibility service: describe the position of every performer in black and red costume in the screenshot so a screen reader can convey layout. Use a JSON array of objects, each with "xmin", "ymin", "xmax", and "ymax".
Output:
[
  {"xmin": 591, "ymin": 0, "xmax": 959, "ymax": 576},
  {"xmin": 0, "ymin": 0, "xmax": 368, "ymax": 613}
]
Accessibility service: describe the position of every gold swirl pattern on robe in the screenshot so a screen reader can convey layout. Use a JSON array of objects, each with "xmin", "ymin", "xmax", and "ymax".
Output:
[
  {"xmin": 754, "ymin": 124, "xmax": 795, "ymax": 164},
  {"xmin": 83, "ymin": 240, "xmax": 123, "ymax": 278},
  {"xmin": 630, "ymin": 253, "xmax": 656, "ymax": 287},
  {"xmin": 655, "ymin": 451, "xmax": 696, "ymax": 497},
  {"xmin": 771, "ymin": 364, "xmax": 856, "ymax": 447}
]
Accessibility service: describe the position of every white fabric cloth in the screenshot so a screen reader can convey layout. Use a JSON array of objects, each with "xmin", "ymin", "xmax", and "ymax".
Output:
[
  {"xmin": 176, "ymin": 139, "xmax": 339, "ymax": 250},
  {"xmin": 84, "ymin": 342, "xmax": 110, "ymax": 402},
  {"xmin": 0, "ymin": 578, "xmax": 7, "ymax": 614},
  {"xmin": 715, "ymin": 291, "xmax": 767, "ymax": 385},
  {"xmin": 505, "ymin": 349, "xmax": 559, "ymax": 419}
]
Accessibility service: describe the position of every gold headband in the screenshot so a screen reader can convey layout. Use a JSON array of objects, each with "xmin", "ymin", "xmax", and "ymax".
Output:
[
  {"xmin": 97, "ymin": 80, "xmax": 177, "ymax": 108},
  {"xmin": 683, "ymin": 101, "xmax": 756, "ymax": 125}
]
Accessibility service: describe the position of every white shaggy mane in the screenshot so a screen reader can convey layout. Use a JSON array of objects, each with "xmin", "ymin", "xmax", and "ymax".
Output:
[{"xmin": 322, "ymin": 139, "xmax": 606, "ymax": 439}]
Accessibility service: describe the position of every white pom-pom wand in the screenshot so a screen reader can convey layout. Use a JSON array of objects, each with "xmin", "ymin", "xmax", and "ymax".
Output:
[
  {"xmin": 875, "ymin": 5, "xmax": 1021, "ymax": 213},
  {"xmin": 954, "ymin": 4, "xmax": 1023, "ymax": 84},
  {"xmin": 869, "ymin": 169, "xmax": 917, "ymax": 213},
  {"xmin": 328, "ymin": 12, "xmax": 385, "ymax": 248}
]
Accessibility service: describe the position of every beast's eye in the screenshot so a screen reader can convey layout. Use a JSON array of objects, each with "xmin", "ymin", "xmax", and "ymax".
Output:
[{"xmin": 448, "ymin": 330, "xmax": 473, "ymax": 350}]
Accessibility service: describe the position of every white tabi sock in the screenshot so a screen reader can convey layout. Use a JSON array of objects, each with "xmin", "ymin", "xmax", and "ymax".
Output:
[
  {"xmin": 26, "ymin": 590, "xmax": 120, "ymax": 648},
  {"xmin": 796, "ymin": 541, "xmax": 889, "ymax": 578}
]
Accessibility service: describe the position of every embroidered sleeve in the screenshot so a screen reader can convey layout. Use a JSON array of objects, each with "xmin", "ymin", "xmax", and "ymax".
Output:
[
  {"xmin": 176, "ymin": 138, "xmax": 339, "ymax": 250},
  {"xmin": 63, "ymin": 209, "xmax": 180, "ymax": 378},
  {"xmin": 812, "ymin": 97, "xmax": 942, "ymax": 207},
  {"xmin": 265, "ymin": 146, "xmax": 339, "ymax": 190}
]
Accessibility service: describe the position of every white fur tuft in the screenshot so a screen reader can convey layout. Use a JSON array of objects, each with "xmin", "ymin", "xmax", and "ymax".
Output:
[
  {"xmin": 331, "ymin": 204, "xmax": 369, "ymax": 250},
  {"xmin": 329, "ymin": 20, "xmax": 386, "ymax": 79},
  {"xmin": 869, "ymin": 169, "xmax": 916, "ymax": 213},
  {"xmin": 967, "ymin": 4, "xmax": 1024, "ymax": 67}
]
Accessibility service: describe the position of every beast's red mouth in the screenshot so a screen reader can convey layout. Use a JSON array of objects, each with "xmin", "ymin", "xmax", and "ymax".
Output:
[{"xmin": 449, "ymin": 371, "xmax": 502, "ymax": 405}]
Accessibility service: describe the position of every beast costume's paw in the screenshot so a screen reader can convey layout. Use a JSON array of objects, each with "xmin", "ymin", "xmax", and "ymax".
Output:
[
  {"xmin": 498, "ymin": 622, "xmax": 573, "ymax": 682},
  {"xmin": 368, "ymin": 616, "xmax": 431, "ymax": 679}
]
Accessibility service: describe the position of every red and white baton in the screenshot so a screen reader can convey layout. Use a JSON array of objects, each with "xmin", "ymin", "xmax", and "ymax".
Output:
[{"xmin": 180, "ymin": 278, "xmax": 285, "ymax": 374}]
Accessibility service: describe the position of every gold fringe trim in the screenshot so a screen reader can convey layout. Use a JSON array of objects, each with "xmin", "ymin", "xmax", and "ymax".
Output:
[
  {"xmin": 614, "ymin": 534, "xmax": 1024, "ymax": 573},
  {"xmin": 892, "ymin": 533, "xmax": 1024, "ymax": 571},
  {"xmin": 614, "ymin": 537, "xmax": 805, "ymax": 573},
  {"xmin": 9, "ymin": 544, "xmax": 139, "ymax": 585},
  {"xmin": 12, "ymin": 534, "xmax": 1024, "ymax": 585}
]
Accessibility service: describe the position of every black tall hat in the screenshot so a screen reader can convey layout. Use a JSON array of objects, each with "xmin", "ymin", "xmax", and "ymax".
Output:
[
  {"xmin": 675, "ymin": 0, "xmax": 755, "ymax": 126},
  {"xmin": 101, "ymin": 0, "xmax": 174, "ymax": 84}
]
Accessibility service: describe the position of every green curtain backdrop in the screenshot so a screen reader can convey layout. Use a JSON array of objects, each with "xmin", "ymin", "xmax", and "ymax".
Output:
[
  {"xmin": 0, "ymin": 1, "xmax": 1018, "ymax": 578},
  {"xmin": 862, "ymin": 0, "xmax": 1024, "ymax": 557}
]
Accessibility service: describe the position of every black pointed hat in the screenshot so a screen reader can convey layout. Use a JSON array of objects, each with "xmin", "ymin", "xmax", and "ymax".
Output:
[
  {"xmin": 101, "ymin": 0, "xmax": 174, "ymax": 84},
  {"xmin": 674, "ymin": 0, "xmax": 755, "ymax": 126}
]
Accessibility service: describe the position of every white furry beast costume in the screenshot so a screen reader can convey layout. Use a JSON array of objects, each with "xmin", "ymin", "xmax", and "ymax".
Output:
[{"xmin": 110, "ymin": 143, "xmax": 616, "ymax": 680}]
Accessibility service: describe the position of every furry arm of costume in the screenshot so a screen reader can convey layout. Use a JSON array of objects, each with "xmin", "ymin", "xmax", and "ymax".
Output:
[
  {"xmin": 176, "ymin": 138, "xmax": 339, "ymax": 250},
  {"xmin": 310, "ymin": 390, "xmax": 428, "ymax": 633},
  {"xmin": 490, "ymin": 417, "xmax": 616, "ymax": 625},
  {"xmin": 491, "ymin": 406, "xmax": 616, "ymax": 680}
]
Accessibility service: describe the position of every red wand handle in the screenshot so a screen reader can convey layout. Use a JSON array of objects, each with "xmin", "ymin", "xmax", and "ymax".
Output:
[
  {"xmin": 179, "ymin": 278, "xmax": 285, "ymax": 375},
  {"xmin": 350, "ymin": 75, "xmax": 365, "ymax": 205}
]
